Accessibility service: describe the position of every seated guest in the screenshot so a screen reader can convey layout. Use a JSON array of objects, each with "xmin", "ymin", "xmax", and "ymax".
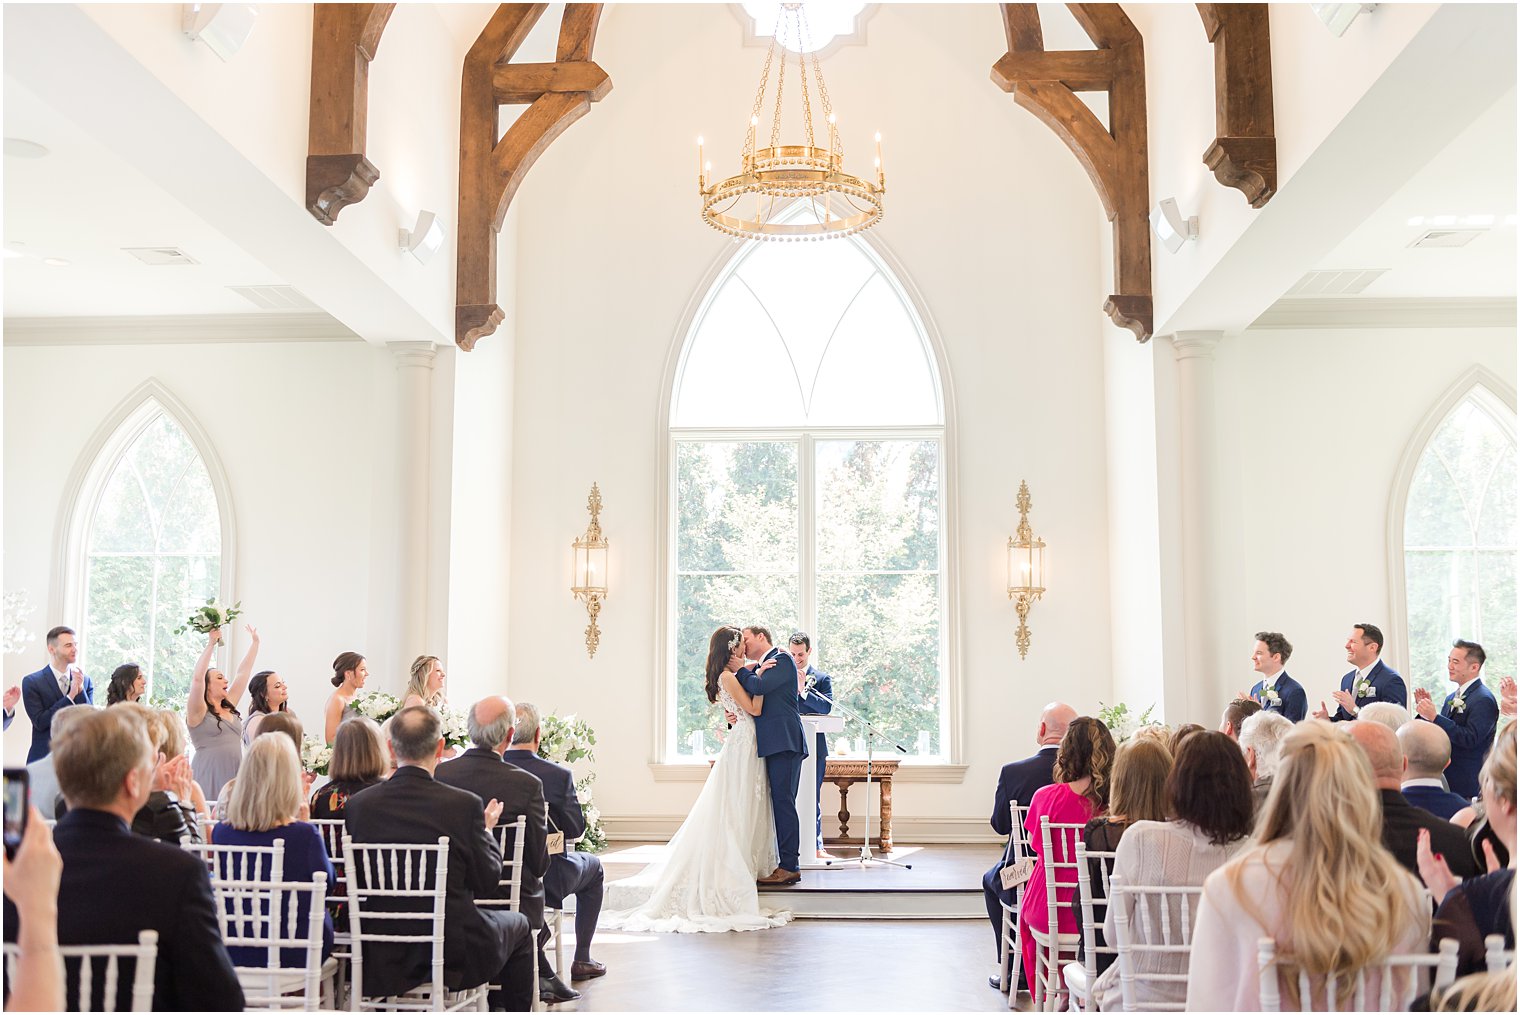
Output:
[
  {"xmin": 1413, "ymin": 640, "xmax": 1499, "ymax": 801},
  {"xmin": 1398, "ymin": 720, "xmax": 1470, "ymax": 821},
  {"xmin": 84, "ymin": 701, "xmax": 198, "ymax": 846},
  {"xmin": 25, "ymin": 705, "xmax": 87, "ymax": 821},
  {"xmin": 1218, "ymin": 697, "xmax": 1262, "ymax": 741},
  {"xmin": 1167, "ymin": 723, "xmax": 1205, "ymax": 756},
  {"xmin": 983, "ymin": 700, "xmax": 1074, "ymax": 985},
  {"xmin": 1417, "ymin": 722, "xmax": 1516, "ymax": 978},
  {"xmin": 344, "ymin": 706, "xmax": 534, "ymax": 1010},
  {"xmin": 2, "ymin": 802, "xmax": 65, "ymax": 1012},
  {"xmin": 2, "ymin": 706, "xmax": 243, "ymax": 1010},
  {"xmin": 213, "ymin": 735, "xmax": 335, "ymax": 967},
  {"xmin": 1315, "ymin": 622, "xmax": 1407, "ymax": 721},
  {"xmin": 1091, "ymin": 731, "xmax": 1254, "ymax": 1011},
  {"xmin": 219, "ymin": 711, "xmax": 308, "ymax": 818},
  {"xmin": 1071, "ymin": 737, "xmax": 1171, "ymax": 978},
  {"xmin": 1428, "ymin": 878, "xmax": 1518, "ymax": 1012},
  {"xmin": 437, "ymin": 696, "xmax": 571, "ymax": 1004},
  {"xmin": 1346, "ymin": 720, "xmax": 1476, "ymax": 880},
  {"xmin": 311, "ymin": 716, "xmax": 389, "ymax": 819},
  {"xmin": 504, "ymin": 701, "xmax": 607, "ymax": 984},
  {"xmin": 1244, "ymin": 631, "xmax": 1307, "ymax": 722},
  {"xmin": 1359, "ymin": 700, "xmax": 1412, "ymax": 736},
  {"xmin": 1129, "ymin": 724, "xmax": 1171, "ymax": 750},
  {"xmin": 1188, "ymin": 721, "xmax": 1428, "ymax": 1011},
  {"xmin": 1017, "ymin": 716, "xmax": 1115, "ymax": 995},
  {"xmin": 1238, "ymin": 710, "xmax": 1293, "ymax": 808},
  {"xmin": 150, "ymin": 707, "xmax": 211, "ymax": 824}
]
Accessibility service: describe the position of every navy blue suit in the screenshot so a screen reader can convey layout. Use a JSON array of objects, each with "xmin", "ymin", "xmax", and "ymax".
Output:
[
  {"xmin": 742, "ymin": 646, "xmax": 807, "ymax": 873},
  {"xmin": 799, "ymin": 666, "xmax": 834, "ymax": 851},
  {"xmin": 1330, "ymin": 659, "xmax": 1406, "ymax": 721},
  {"xmin": 982, "ymin": 746, "xmax": 1059, "ymax": 954},
  {"xmin": 1248, "ymin": 672, "xmax": 1307, "ymax": 723},
  {"xmin": 20, "ymin": 663, "xmax": 94, "ymax": 762},
  {"xmin": 1427, "ymin": 681, "xmax": 1499, "ymax": 801},
  {"xmin": 1402, "ymin": 783, "xmax": 1470, "ymax": 822}
]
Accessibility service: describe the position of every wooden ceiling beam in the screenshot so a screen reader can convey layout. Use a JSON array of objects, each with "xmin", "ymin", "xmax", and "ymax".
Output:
[
  {"xmin": 1198, "ymin": 3, "xmax": 1277, "ymax": 207},
  {"xmin": 1001, "ymin": 4, "xmax": 1045, "ymax": 52},
  {"xmin": 306, "ymin": 3, "xmax": 395, "ymax": 225},
  {"xmin": 492, "ymin": 61, "xmax": 612, "ymax": 104},
  {"xmin": 990, "ymin": 49, "xmax": 1116, "ymax": 92}
]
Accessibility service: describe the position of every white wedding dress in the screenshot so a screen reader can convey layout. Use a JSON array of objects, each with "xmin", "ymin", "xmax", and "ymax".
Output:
[{"xmin": 600, "ymin": 686, "xmax": 793, "ymax": 932}]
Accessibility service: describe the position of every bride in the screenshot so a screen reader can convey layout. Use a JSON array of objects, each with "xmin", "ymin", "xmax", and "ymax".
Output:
[{"xmin": 601, "ymin": 625, "xmax": 794, "ymax": 933}]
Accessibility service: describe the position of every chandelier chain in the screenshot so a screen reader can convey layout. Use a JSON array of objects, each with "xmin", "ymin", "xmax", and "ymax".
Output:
[
  {"xmin": 745, "ymin": 31, "xmax": 779, "ymax": 161},
  {"xmin": 769, "ymin": 14, "xmax": 788, "ymax": 150},
  {"xmin": 795, "ymin": 7, "xmax": 815, "ymax": 148}
]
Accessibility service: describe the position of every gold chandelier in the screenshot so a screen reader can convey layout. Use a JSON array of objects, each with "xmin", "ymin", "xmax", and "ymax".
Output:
[{"xmin": 698, "ymin": 2, "xmax": 884, "ymax": 242}]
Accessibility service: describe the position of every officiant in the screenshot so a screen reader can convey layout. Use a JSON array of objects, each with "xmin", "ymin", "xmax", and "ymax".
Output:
[{"xmin": 789, "ymin": 632, "xmax": 836, "ymax": 860}]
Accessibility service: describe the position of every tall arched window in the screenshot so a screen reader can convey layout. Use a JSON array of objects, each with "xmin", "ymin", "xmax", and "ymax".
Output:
[
  {"xmin": 667, "ymin": 230, "xmax": 949, "ymax": 763},
  {"xmin": 1402, "ymin": 385, "xmax": 1516, "ymax": 699},
  {"xmin": 71, "ymin": 394, "xmax": 228, "ymax": 704}
]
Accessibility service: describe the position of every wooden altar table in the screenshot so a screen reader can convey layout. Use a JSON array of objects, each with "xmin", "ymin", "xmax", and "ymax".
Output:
[{"xmin": 822, "ymin": 758, "xmax": 900, "ymax": 852}]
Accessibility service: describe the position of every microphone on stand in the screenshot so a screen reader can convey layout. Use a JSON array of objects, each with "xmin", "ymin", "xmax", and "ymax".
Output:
[{"xmin": 802, "ymin": 672, "xmax": 817, "ymax": 695}]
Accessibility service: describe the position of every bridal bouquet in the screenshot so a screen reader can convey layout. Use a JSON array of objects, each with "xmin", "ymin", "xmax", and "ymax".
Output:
[
  {"xmin": 349, "ymin": 691, "xmax": 402, "ymax": 723},
  {"xmin": 173, "ymin": 598, "xmax": 243, "ymax": 640},
  {"xmin": 539, "ymin": 713, "xmax": 606, "ymax": 853},
  {"xmin": 301, "ymin": 735, "xmax": 334, "ymax": 777},
  {"xmin": 439, "ymin": 704, "xmax": 471, "ymax": 750}
]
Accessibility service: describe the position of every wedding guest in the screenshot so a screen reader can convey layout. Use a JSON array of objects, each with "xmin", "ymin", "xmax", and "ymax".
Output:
[
  {"xmin": 789, "ymin": 632, "xmax": 836, "ymax": 859},
  {"xmin": 1129, "ymin": 724, "xmax": 1171, "ymax": 750},
  {"xmin": 187, "ymin": 626, "xmax": 258, "ymax": 800},
  {"xmin": 1238, "ymin": 710, "xmax": 1293, "ymax": 808},
  {"xmin": 984, "ymin": 700, "xmax": 1074, "ymax": 980},
  {"xmin": 2, "ymin": 684, "xmax": 18, "ymax": 731},
  {"xmin": 147, "ymin": 706, "xmax": 210, "ymax": 833},
  {"xmin": 1, "ymin": 804, "xmax": 65, "ymax": 1012},
  {"xmin": 1416, "ymin": 722, "xmax": 1516, "ymax": 978},
  {"xmin": 244, "ymin": 665, "xmax": 294, "ymax": 745},
  {"xmin": 73, "ymin": 702, "xmax": 199, "ymax": 847},
  {"xmin": 20, "ymin": 625, "xmax": 94, "ymax": 762},
  {"xmin": 1398, "ymin": 720, "xmax": 1469, "ymax": 821},
  {"xmin": 1090, "ymin": 731, "xmax": 1254, "ymax": 1010},
  {"xmin": 1167, "ymin": 723, "xmax": 1204, "ymax": 756},
  {"xmin": 219, "ymin": 712, "xmax": 309, "ymax": 820},
  {"xmin": 1187, "ymin": 721, "xmax": 1428, "ymax": 1010},
  {"xmin": 104, "ymin": 663, "xmax": 146, "ymax": 706},
  {"xmin": 1500, "ymin": 675, "xmax": 1516, "ymax": 719},
  {"xmin": 1427, "ymin": 878, "xmax": 1518, "ymax": 1012},
  {"xmin": 25, "ymin": 706, "xmax": 87, "ymax": 821},
  {"xmin": 324, "ymin": 651, "xmax": 368, "ymax": 744},
  {"xmin": 1218, "ymin": 697, "xmax": 1262, "ymax": 741},
  {"xmin": 1017, "ymin": 716, "xmax": 1115, "ymax": 996},
  {"xmin": 1314, "ymin": 622, "xmax": 1407, "ymax": 721},
  {"xmin": 1359, "ymin": 700, "xmax": 1412, "ymax": 735},
  {"xmin": 1347, "ymin": 720, "xmax": 1476, "ymax": 880},
  {"xmin": 1243, "ymin": 631, "xmax": 1307, "ymax": 722},
  {"xmin": 310, "ymin": 716, "xmax": 389, "ymax": 820},
  {"xmin": 1071, "ymin": 737, "xmax": 1171, "ymax": 979},
  {"xmin": 213, "ymin": 735, "xmax": 335, "ymax": 967},
  {"xmin": 1413, "ymin": 640, "xmax": 1499, "ymax": 800}
]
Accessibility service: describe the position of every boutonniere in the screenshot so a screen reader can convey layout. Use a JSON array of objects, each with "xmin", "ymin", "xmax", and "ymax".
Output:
[
  {"xmin": 1449, "ymin": 696, "xmax": 1467, "ymax": 714},
  {"xmin": 1259, "ymin": 686, "xmax": 1282, "ymax": 706},
  {"xmin": 1355, "ymin": 678, "xmax": 1373, "ymax": 698}
]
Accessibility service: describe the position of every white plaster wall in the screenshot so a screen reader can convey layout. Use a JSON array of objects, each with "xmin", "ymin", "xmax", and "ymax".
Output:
[
  {"xmin": 2, "ymin": 339, "xmax": 411, "ymax": 766},
  {"xmin": 503, "ymin": 3, "xmax": 1112, "ymax": 836},
  {"xmin": 1202, "ymin": 326, "xmax": 1518, "ymax": 717}
]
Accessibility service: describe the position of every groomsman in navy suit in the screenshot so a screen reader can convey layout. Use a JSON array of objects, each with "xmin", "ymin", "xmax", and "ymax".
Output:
[
  {"xmin": 20, "ymin": 626, "xmax": 94, "ymax": 762},
  {"xmin": 1314, "ymin": 623, "xmax": 1406, "ymax": 723},
  {"xmin": 2, "ymin": 685, "xmax": 18, "ymax": 731},
  {"xmin": 740, "ymin": 625, "xmax": 807, "ymax": 885},
  {"xmin": 1412, "ymin": 640, "xmax": 1499, "ymax": 800},
  {"xmin": 788, "ymin": 632, "xmax": 836, "ymax": 859},
  {"xmin": 1242, "ymin": 631, "xmax": 1307, "ymax": 722}
]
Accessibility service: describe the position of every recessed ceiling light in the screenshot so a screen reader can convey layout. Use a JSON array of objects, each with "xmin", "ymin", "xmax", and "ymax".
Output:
[
  {"xmin": 3, "ymin": 137, "xmax": 49, "ymax": 159},
  {"xmin": 1461, "ymin": 214, "xmax": 1496, "ymax": 227},
  {"xmin": 43, "ymin": 257, "xmax": 70, "ymax": 267},
  {"xmin": 1406, "ymin": 216, "xmax": 1425, "ymax": 227},
  {"xmin": 1430, "ymin": 214, "xmax": 1458, "ymax": 227}
]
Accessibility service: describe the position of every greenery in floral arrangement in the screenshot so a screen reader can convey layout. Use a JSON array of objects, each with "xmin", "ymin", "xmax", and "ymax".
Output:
[
  {"xmin": 1096, "ymin": 701, "xmax": 1158, "ymax": 744},
  {"xmin": 173, "ymin": 599, "xmax": 243, "ymax": 638},
  {"xmin": 301, "ymin": 735, "xmax": 333, "ymax": 777},
  {"xmin": 348, "ymin": 691, "xmax": 402, "ymax": 724},
  {"xmin": 146, "ymin": 694, "xmax": 185, "ymax": 714},
  {"xmin": 538, "ymin": 713, "xmax": 606, "ymax": 853}
]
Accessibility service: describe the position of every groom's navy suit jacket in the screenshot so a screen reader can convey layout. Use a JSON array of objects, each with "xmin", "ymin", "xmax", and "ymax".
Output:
[
  {"xmin": 1248, "ymin": 672, "xmax": 1308, "ymax": 723},
  {"xmin": 1428, "ymin": 680, "xmax": 1499, "ymax": 800},
  {"xmin": 1330, "ymin": 659, "xmax": 1406, "ymax": 721},
  {"xmin": 21, "ymin": 663, "xmax": 94, "ymax": 762},
  {"xmin": 743, "ymin": 649, "xmax": 808, "ymax": 758}
]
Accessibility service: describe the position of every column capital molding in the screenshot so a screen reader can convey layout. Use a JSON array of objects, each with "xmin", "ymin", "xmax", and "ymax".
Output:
[
  {"xmin": 388, "ymin": 341, "xmax": 437, "ymax": 371},
  {"xmin": 1170, "ymin": 330, "xmax": 1225, "ymax": 362}
]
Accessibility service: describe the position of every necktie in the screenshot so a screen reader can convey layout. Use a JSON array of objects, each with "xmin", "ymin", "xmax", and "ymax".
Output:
[{"xmin": 58, "ymin": 671, "xmax": 69, "ymax": 695}]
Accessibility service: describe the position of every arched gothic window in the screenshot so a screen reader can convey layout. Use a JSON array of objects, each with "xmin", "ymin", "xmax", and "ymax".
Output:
[
  {"xmin": 667, "ymin": 231, "xmax": 949, "ymax": 763},
  {"xmin": 1402, "ymin": 386, "xmax": 1516, "ymax": 698}
]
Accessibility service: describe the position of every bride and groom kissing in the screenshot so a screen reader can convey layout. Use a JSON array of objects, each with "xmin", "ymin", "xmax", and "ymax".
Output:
[{"xmin": 599, "ymin": 623, "xmax": 811, "ymax": 933}]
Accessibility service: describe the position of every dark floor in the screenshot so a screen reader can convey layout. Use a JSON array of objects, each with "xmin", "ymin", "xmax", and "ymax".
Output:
[{"xmin": 600, "ymin": 842, "xmax": 1001, "ymax": 893}]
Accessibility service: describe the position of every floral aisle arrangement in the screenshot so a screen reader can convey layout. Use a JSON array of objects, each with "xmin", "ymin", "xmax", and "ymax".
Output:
[
  {"xmin": 302, "ymin": 735, "xmax": 333, "ymax": 777},
  {"xmin": 1096, "ymin": 701, "xmax": 1159, "ymax": 743},
  {"xmin": 173, "ymin": 599, "xmax": 243, "ymax": 640},
  {"xmin": 538, "ymin": 713, "xmax": 607, "ymax": 853}
]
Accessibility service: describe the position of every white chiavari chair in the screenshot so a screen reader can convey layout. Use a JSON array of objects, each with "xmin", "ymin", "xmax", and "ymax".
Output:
[
  {"xmin": 1485, "ymin": 932, "xmax": 1515, "ymax": 972},
  {"xmin": 1027, "ymin": 816, "xmax": 1086, "ymax": 1011},
  {"xmin": 1062, "ymin": 839, "xmax": 1119, "ymax": 1011},
  {"xmin": 996, "ymin": 799, "xmax": 1032, "ymax": 1001},
  {"xmin": 1257, "ymin": 936, "xmax": 1459, "ymax": 1012},
  {"xmin": 187, "ymin": 839, "xmax": 286, "ymax": 886},
  {"xmin": 1108, "ymin": 875, "xmax": 1203, "ymax": 1012},
  {"xmin": 3, "ymin": 930, "xmax": 158, "ymax": 1012},
  {"xmin": 477, "ymin": 817, "xmax": 532, "ymax": 1008},
  {"xmin": 215, "ymin": 873, "xmax": 335, "ymax": 1010}
]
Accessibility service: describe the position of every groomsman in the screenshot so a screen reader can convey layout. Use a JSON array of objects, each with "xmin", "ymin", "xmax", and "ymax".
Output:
[
  {"xmin": 1412, "ymin": 640, "xmax": 1499, "ymax": 800},
  {"xmin": 1241, "ymin": 631, "xmax": 1307, "ymax": 722},
  {"xmin": 2, "ymin": 685, "xmax": 18, "ymax": 730},
  {"xmin": 789, "ymin": 632, "xmax": 836, "ymax": 860},
  {"xmin": 1313, "ymin": 623, "xmax": 1406, "ymax": 722},
  {"xmin": 20, "ymin": 626, "xmax": 94, "ymax": 762}
]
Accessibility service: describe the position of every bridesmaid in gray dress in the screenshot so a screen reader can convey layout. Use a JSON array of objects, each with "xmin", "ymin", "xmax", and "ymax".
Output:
[{"xmin": 186, "ymin": 625, "xmax": 259, "ymax": 802}]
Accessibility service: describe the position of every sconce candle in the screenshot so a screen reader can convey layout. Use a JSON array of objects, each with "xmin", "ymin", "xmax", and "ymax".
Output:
[
  {"xmin": 1006, "ymin": 479, "xmax": 1047, "ymax": 660},
  {"xmin": 571, "ymin": 483, "xmax": 609, "ymax": 658}
]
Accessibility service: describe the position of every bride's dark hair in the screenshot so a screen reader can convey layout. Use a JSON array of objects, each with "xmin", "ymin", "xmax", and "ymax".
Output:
[{"xmin": 705, "ymin": 626, "xmax": 742, "ymax": 704}]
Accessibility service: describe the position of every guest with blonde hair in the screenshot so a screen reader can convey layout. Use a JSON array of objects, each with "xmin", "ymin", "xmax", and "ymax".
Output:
[
  {"xmin": 1186, "ymin": 721, "xmax": 1428, "ymax": 1010},
  {"xmin": 403, "ymin": 655, "xmax": 448, "ymax": 710}
]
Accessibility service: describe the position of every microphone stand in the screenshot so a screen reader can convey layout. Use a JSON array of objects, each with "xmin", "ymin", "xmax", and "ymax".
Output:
[{"xmin": 806, "ymin": 682, "xmax": 912, "ymax": 871}]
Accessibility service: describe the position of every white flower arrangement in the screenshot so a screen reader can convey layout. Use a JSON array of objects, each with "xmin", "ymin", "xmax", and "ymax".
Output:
[
  {"xmin": 349, "ymin": 691, "xmax": 402, "ymax": 723},
  {"xmin": 301, "ymin": 734, "xmax": 333, "ymax": 777},
  {"xmin": 1450, "ymin": 696, "xmax": 1467, "ymax": 714},
  {"xmin": 1259, "ymin": 686, "xmax": 1282, "ymax": 706},
  {"xmin": 173, "ymin": 599, "xmax": 243, "ymax": 640},
  {"xmin": 1096, "ymin": 701, "xmax": 1158, "ymax": 744},
  {"xmin": 539, "ymin": 713, "xmax": 606, "ymax": 852},
  {"xmin": 2, "ymin": 589, "xmax": 37, "ymax": 656},
  {"xmin": 1354, "ymin": 678, "xmax": 1373, "ymax": 698},
  {"xmin": 439, "ymin": 704, "xmax": 471, "ymax": 749}
]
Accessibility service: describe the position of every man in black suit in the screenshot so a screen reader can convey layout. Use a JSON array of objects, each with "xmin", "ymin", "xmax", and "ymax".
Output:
[
  {"xmin": 344, "ymin": 706, "xmax": 535, "ymax": 1010},
  {"xmin": 1397, "ymin": 719, "xmax": 1471, "ymax": 821},
  {"xmin": 1412, "ymin": 640, "xmax": 1500, "ymax": 800},
  {"xmin": 3, "ymin": 706, "xmax": 243, "ymax": 1011},
  {"xmin": 20, "ymin": 625, "xmax": 94, "ymax": 762},
  {"xmin": 502, "ymin": 701, "xmax": 607, "ymax": 983},
  {"xmin": 983, "ymin": 700, "xmax": 1075, "ymax": 988},
  {"xmin": 1314, "ymin": 622, "xmax": 1407, "ymax": 722},
  {"xmin": 1347, "ymin": 720, "xmax": 1477, "ymax": 880},
  {"xmin": 436, "ymin": 695, "xmax": 578, "ymax": 1005}
]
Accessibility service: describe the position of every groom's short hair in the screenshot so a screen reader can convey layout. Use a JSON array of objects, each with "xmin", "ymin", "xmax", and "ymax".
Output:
[{"xmin": 744, "ymin": 625, "xmax": 774, "ymax": 646}]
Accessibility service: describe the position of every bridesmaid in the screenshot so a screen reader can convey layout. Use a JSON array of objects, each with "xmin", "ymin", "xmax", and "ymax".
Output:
[
  {"xmin": 243, "ymin": 634, "xmax": 293, "ymax": 743},
  {"xmin": 401, "ymin": 655, "xmax": 447, "ymax": 710},
  {"xmin": 186, "ymin": 625, "xmax": 258, "ymax": 802},
  {"xmin": 105, "ymin": 663, "xmax": 146, "ymax": 706},
  {"xmin": 323, "ymin": 651, "xmax": 368, "ymax": 744}
]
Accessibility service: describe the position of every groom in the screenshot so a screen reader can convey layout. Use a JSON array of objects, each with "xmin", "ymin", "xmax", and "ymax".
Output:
[{"xmin": 740, "ymin": 625, "xmax": 808, "ymax": 886}]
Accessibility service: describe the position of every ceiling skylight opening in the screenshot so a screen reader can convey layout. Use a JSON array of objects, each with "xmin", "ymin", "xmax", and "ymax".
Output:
[{"xmin": 742, "ymin": 2, "xmax": 869, "ymax": 54}]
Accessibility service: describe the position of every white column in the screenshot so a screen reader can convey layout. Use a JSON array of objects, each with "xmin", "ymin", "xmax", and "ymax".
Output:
[
  {"xmin": 390, "ymin": 342, "xmax": 437, "ymax": 657},
  {"xmin": 1171, "ymin": 331, "xmax": 1223, "ymax": 726}
]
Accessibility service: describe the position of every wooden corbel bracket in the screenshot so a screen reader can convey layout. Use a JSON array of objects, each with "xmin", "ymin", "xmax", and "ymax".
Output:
[
  {"xmin": 1197, "ymin": 4, "xmax": 1277, "ymax": 207},
  {"xmin": 306, "ymin": 4, "xmax": 395, "ymax": 225}
]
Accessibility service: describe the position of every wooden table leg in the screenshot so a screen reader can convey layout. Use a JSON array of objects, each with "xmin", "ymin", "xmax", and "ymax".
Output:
[
  {"xmin": 836, "ymin": 780, "xmax": 851, "ymax": 841},
  {"xmin": 880, "ymin": 777, "xmax": 893, "ymax": 852}
]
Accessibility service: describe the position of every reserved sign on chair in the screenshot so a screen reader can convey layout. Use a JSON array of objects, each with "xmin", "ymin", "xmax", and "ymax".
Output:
[{"xmin": 1000, "ymin": 857, "xmax": 1036, "ymax": 891}]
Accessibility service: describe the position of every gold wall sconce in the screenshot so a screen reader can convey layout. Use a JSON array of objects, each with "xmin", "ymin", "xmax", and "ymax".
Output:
[
  {"xmin": 1006, "ymin": 479, "xmax": 1047, "ymax": 660},
  {"xmin": 571, "ymin": 483, "xmax": 608, "ymax": 658}
]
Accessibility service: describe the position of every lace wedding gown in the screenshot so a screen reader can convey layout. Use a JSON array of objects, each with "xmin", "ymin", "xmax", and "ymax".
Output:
[{"xmin": 600, "ymin": 686, "xmax": 793, "ymax": 933}]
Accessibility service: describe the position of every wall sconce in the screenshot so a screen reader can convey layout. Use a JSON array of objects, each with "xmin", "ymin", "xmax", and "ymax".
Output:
[
  {"xmin": 398, "ymin": 210, "xmax": 445, "ymax": 265},
  {"xmin": 1006, "ymin": 480, "xmax": 1047, "ymax": 660},
  {"xmin": 1151, "ymin": 198, "xmax": 1199, "ymax": 254},
  {"xmin": 570, "ymin": 483, "xmax": 608, "ymax": 658},
  {"xmin": 181, "ymin": 4, "xmax": 259, "ymax": 62}
]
